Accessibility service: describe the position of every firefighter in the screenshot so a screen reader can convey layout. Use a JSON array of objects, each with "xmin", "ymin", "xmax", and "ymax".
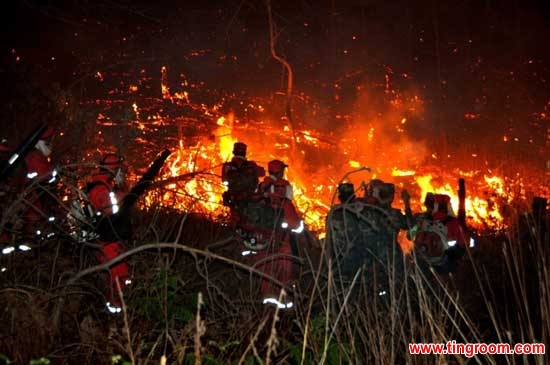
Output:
[
  {"xmin": 1, "ymin": 128, "xmax": 60, "ymax": 254},
  {"xmin": 21, "ymin": 126, "xmax": 59, "ymax": 243},
  {"xmin": 364, "ymin": 179, "xmax": 413, "ymax": 231},
  {"xmin": 258, "ymin": 160, "xmax": 293, "ymax": 201},
  {"xmin": 327, "ymin": 182, "xmax": 364, "ymax": 269},
  {"xmin": 257, "ymin": 159, "xmax": 303, "ymax": 234},
  {"xmin": 331, "ymin": 178, "xmax": 409, "ymax": 298},
  {"xmin": 363, "ymin": 179, "xmax": 411, "ymax": 270},
  {"xmin": 254, "ymin": 159, "xmax": 304, "ymax": 309},
  {"xmin": 221, "ymin": 142, "xmax": 265, "ymax": 230},
  {"xmin": 411, "ymin": 193, "xmax": 469, "ymax": 274},
  {"xmin": 87, "ymin": 153, "xmax": 132, "ymax": 314},
  {"xmin": 336, "ymin": 182, "xmax": 356, "ymax": 204},
  {"xmin": 24, "ymin": 126, "xmax": 56, "ymax": 184}
]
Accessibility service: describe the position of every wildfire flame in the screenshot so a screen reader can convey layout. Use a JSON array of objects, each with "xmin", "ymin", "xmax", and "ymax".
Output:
[
  {"xmin": 147, "ymin": 113, "xmax": 516, "ymax": 233},
  {"xmin": 415, "ymin": 174, "xmax": 507, "ymax": 230},
  {"xmin": 109, "ymin": 66, "xmax": 545, "ymax": 234}
]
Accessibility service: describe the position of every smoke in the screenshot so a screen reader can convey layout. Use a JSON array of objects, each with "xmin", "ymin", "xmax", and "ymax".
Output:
[{"xmin": 336, "ymin": 85, "xmax": 429, "ymax": 180}]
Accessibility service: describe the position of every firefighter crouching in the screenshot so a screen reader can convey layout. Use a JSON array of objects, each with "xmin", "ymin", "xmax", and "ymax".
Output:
[{"xmin": 87, "ymin": 153, "xmax": 132, "ymax": 314}]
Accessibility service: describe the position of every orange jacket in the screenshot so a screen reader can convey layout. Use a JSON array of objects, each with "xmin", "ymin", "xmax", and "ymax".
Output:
[
  {"xmin": 25, "ymin": 150, "xmax": 53, "ymax": 181},
  {"xmin": 88, "ymin": 173, "xmax": 126, "ymax": 217},
  {"xmin": 259, "ymin": 176, "xmax": 302, "ymax": 231}
]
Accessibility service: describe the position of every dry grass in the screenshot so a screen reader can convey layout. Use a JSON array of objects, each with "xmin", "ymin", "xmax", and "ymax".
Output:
[{"xmin": 1, "ymin": 172, "xmax": 549, "ymax": 364}]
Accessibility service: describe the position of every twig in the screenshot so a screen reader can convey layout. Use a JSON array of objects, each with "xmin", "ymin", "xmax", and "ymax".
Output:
[
  {"xmin": 117, "ymin": 277, "xmax": 136, "ymax": 364},
  {"xmin": 319, "ymin": 267, "xmax": 362, "ymax": 365},
  {"xmin": 238, "ymin": 316, "xmax": 268, "ymax": 365},
  {"xmin": 265, "ymin": 289, "xmax": 284, "ymax": 365},
  {"xmin": 265, "ymin": 0, "xmax": 296, "ymax": 151},
  {"xmin": 66, "ymin": 242, "xmax": 291, "ymax": 292}
]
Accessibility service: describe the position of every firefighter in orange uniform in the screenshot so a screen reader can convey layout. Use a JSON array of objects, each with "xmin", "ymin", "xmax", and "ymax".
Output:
[
  {"xmin": 24, "ymin": 126, "xmax": 56, "ymax": 183},
  {"xmin": 255, "ymin": 159, "xmax": 304, "ymax": 309},
  {"xmin": 23, "ymin": 126, "xmax": 59, "ymax": 242},
  {"xmin": 87, "ymin": 153, "xmax": 132, "ymax": 313},
  {"xmin": 1, "ymin": 128, "xmax": 59, "ymax": 252},
  {"xmin": 411, "ymin": 193, "xmax": 469, "ymax": 273}
]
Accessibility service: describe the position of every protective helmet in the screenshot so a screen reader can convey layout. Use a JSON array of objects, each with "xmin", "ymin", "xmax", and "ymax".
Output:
[
  {"xmin": 379, "ymin": 183, "xmax": 395, "ymax": 205},
  {"xmin": 100, "ymin": 153, "xmax": 124, "ymax": 171},
  {"xmin": 232, "ymin": 142, "xmax": 247, "ymax": 157},
  {"xmin": 366, "ymin": 179, "xmax": 395, "ymax": 206},
  {"xmin": 433, "ymin": 194, "xmax": 454, "ymax": 216},
  {"xmin": 34, "ymin": 127, "xmax": 55, "ymax": 157},
  {"xmin": 337, "ymin": 182, "xmax": 355, "ymax": 203},
  {"xmin": 0, "ymin": 139, "xmax": 10, "ymax": 153},
  {"xmin": 424, "ymin": 192, "xmax": 435, "ymax": 210},
  {"xmin": 365, "ymin": 179, "xmax": 384, "ymax": 198},
  {"xmin": 268, "ymin": 159, "xmax": 288, "ymax": 175}
]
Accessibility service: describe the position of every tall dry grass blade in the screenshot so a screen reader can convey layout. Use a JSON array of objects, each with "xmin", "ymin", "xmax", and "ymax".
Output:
[
  {"xmin": 117, "ymin": 276, "xmax": 136, "ymax": 364},
  {"xmin": 194, "ymin": 292, "xmax": 205, "ymax": 365},
  {"xmin": 319, "ymin": 267, "xmax": 361, "ymax": 365},
  {"xmin": 237, "ymin": 316, "xmax": 268, "ymax": 365},
  {"xmin": 265, "ymin": 289, "xmax": 285, "ymax": 365},
  {"xmin": 299, "ymin": 247, "xmax": 329, "ymax": 365}
]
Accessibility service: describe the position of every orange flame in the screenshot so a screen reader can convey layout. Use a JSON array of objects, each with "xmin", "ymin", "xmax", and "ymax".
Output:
[
  {"xmin": 138, "ymin": 66, "xmax": 531, "ymax": 234},
  {"xmin": 415, "ymin": 174, "xmax": 506, "ymax": 229}
]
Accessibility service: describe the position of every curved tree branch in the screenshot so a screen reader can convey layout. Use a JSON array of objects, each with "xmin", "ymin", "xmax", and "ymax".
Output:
[
  {"xmin": 66, "ymin": 241, "xmax": 293, "ymax": 292},
  {"xmin": 266, "ymin": 0, "xmax": 297, "ymax": 152}
]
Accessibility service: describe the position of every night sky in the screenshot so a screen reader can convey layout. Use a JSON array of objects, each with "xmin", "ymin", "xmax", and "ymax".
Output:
[{"xmin": 1, "ymin": 0, "xmax": 550, "ymax": 167}]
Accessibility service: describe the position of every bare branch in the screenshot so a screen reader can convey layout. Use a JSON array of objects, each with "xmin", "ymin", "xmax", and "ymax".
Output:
[
  {"xmin": 266, "ymin": 0, "xmax": 297, "ymax": 152},
  {"xmin": 66, "ymin": 241, "xmax": 291, "ymax": 291}
]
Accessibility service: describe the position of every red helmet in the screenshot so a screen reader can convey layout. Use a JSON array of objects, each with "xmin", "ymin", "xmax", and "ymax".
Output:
[
  {"xmin": 433, "ymin": 194, "xmax": 454, "ymax": 216},
  {"xmin": 232, "ymin": 142, "xmax": 247, "ymax": 157},
  {"xmin": 100, "ymin": 153, "xmax": 124, "ymax": 170},
  {"xmin": 0, "ymin": 139, "xmax": 11, "ymax": 153},
  {"xmin": 268, "ymin": 159, "xmax": 288, "ymax": 175},
  {"xmin": 433, "ymin": 194, "xmax": 451, "ymax": 206},
  {"xmin": 40, "ymin": 126, "xmax": 55, "ymax": 140}
]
